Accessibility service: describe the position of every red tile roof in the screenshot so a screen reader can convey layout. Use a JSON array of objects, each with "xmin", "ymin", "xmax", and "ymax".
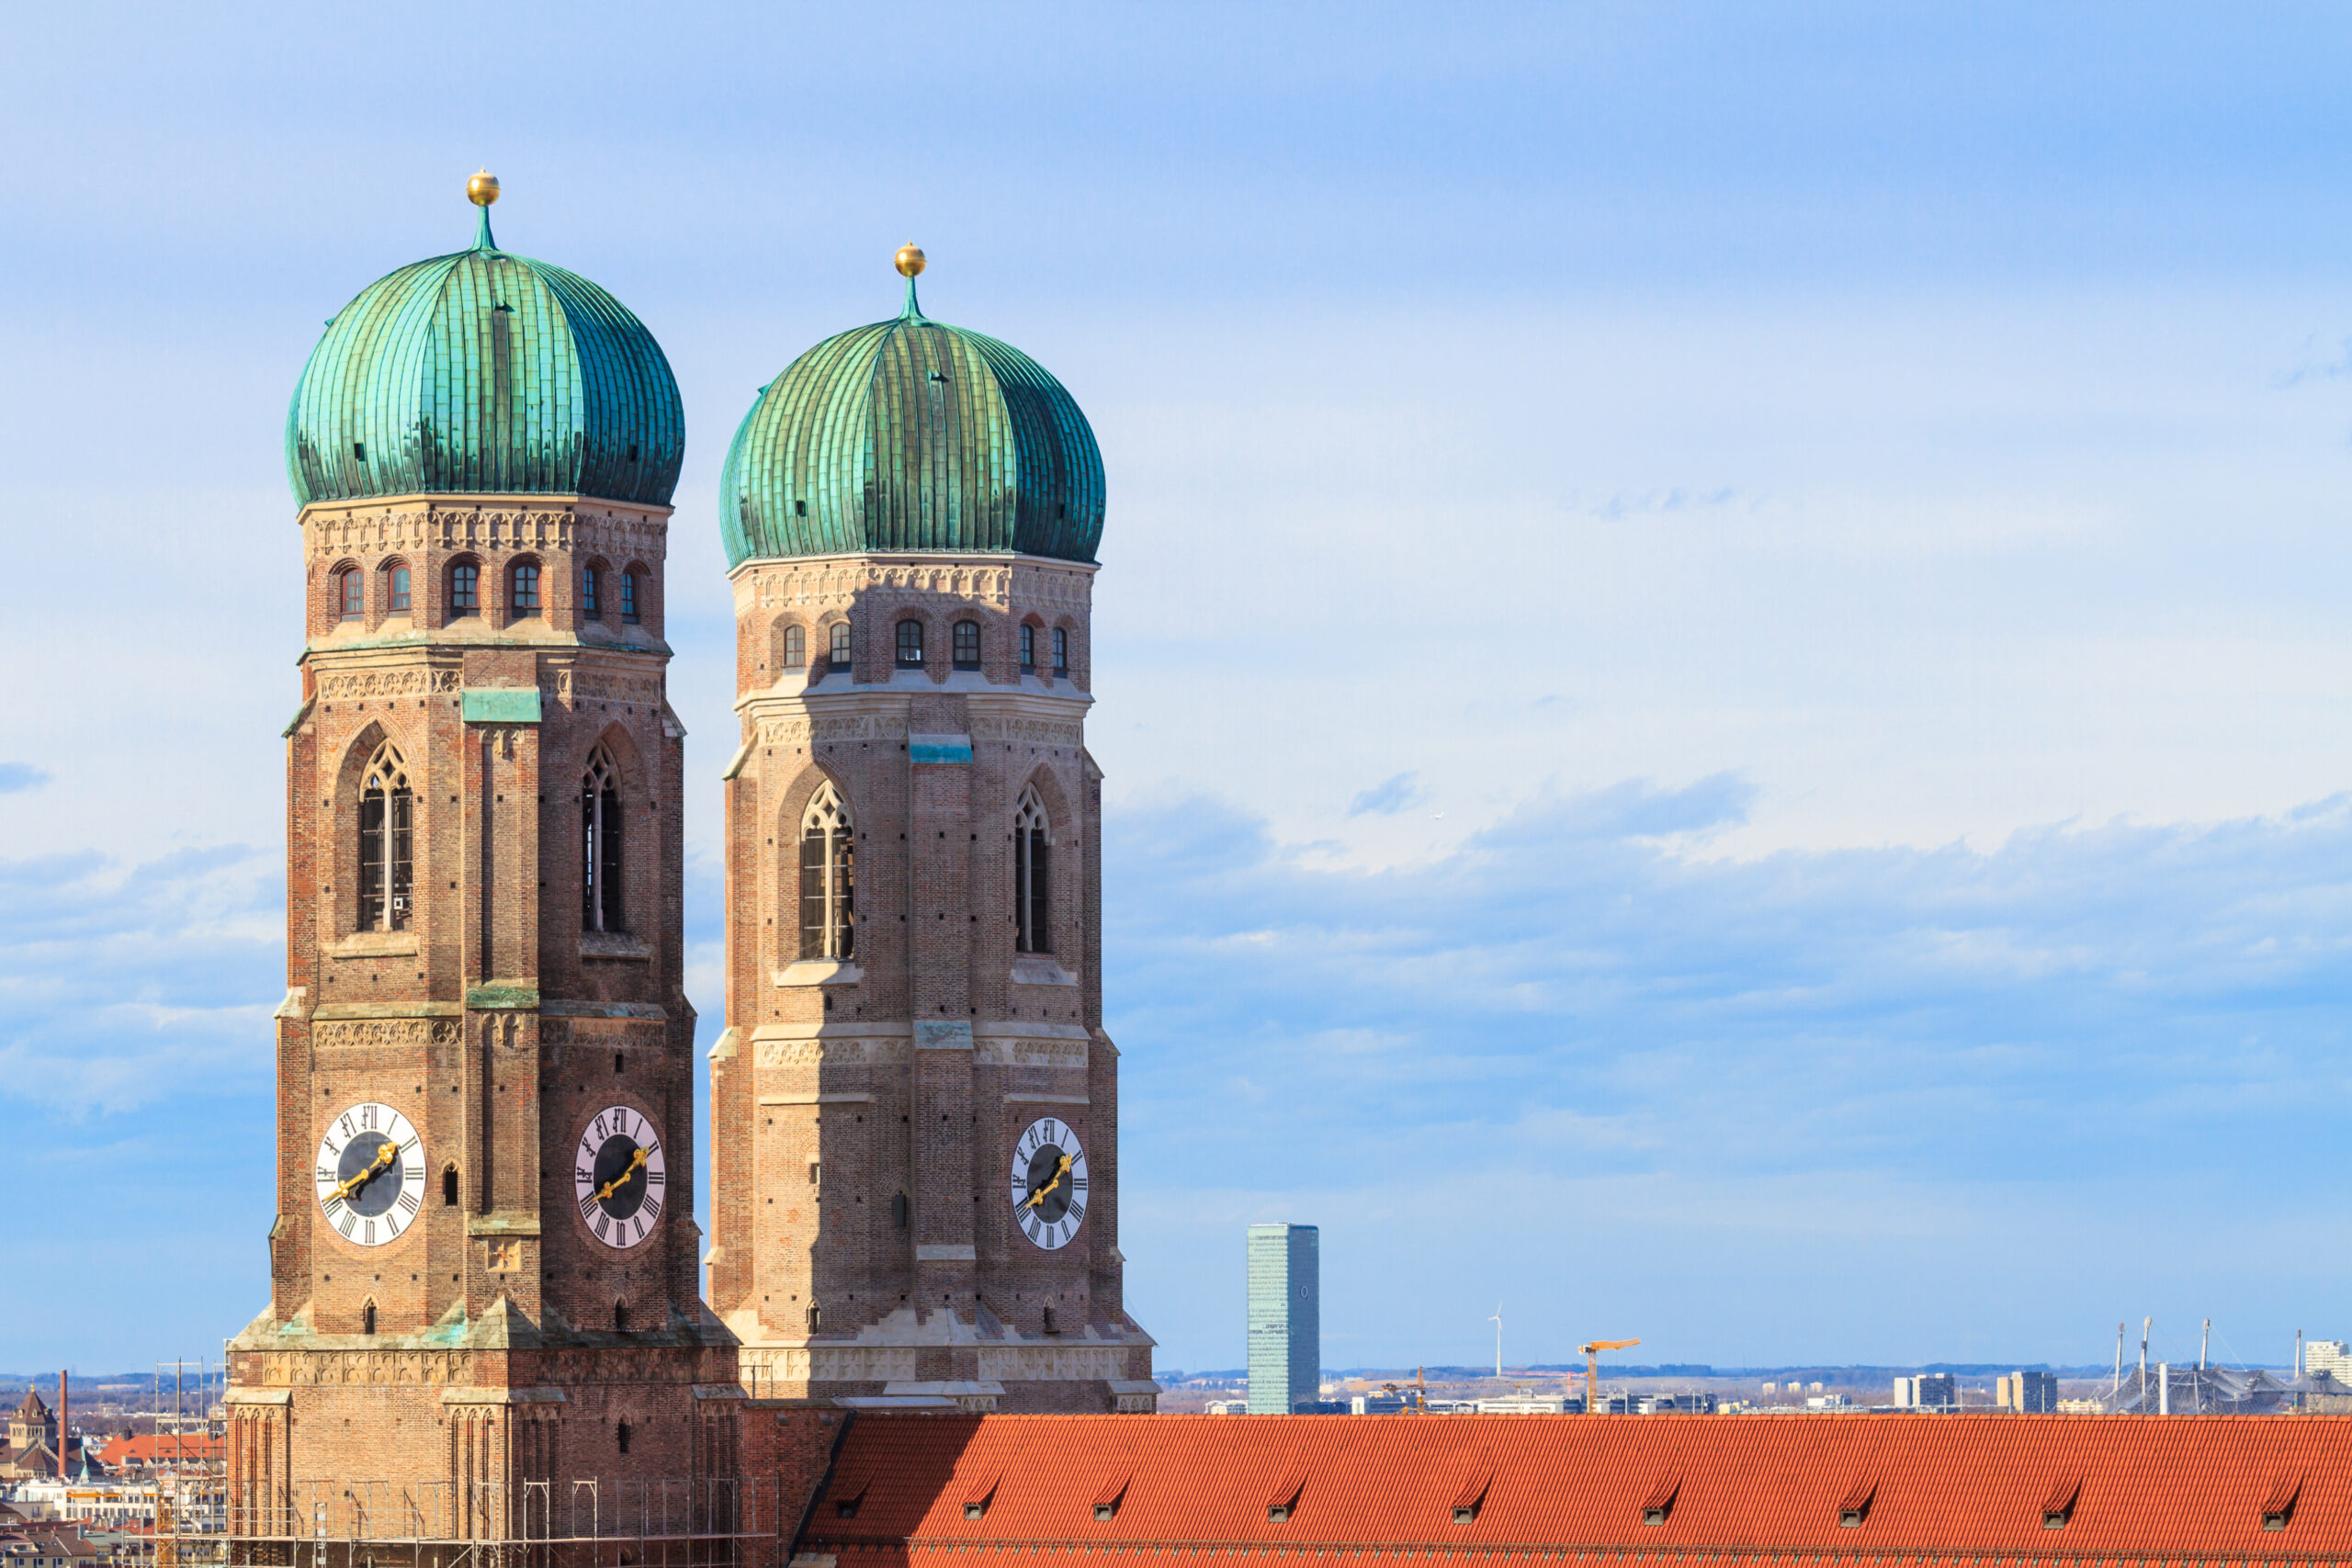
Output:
[
  {"xmin": 92, "ymin": 1434, "xmax": 220, "ymax": 1470},
  {"xmin": 800, "ymin": 1412, "xmax": 2352, "ymax": 1561}
]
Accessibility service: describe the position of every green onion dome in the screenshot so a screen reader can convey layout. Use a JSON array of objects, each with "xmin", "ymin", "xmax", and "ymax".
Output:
[
  {"xmin": 719, "ymin": 264, "xmax": 1104, "ymax": 569},
  {"xmin": 287, "ymin": 194, "xmax": 683, "ymax": 509}
]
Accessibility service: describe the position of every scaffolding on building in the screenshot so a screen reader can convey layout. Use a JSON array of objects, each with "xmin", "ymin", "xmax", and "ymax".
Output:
[{"xmin": 158, "ymin": 1472, "xmax": 790, "ymax": 1568}]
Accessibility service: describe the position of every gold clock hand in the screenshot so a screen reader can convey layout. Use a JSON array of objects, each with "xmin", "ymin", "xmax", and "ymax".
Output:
[
  {"xmin": 1024, "ymin": 1153, "xmax": 1074, "ymax": 1209},
  {"xmin": 594, "ymin": 1145, "xmax": 651, "ymax": 1203},
  {"xmin": 330, "ymin": 1142, "xmax": 398, "ymax": 1202}
]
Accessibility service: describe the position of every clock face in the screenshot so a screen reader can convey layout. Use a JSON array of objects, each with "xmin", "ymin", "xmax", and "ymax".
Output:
[
  {"xmin": 1009, "ymin": 1116, "xmax": 1089, "ymax": 1251},
  {"xmin": 574, "ymin": 1105, "xmax": 666, "ymax": 1251},
  {"xmin": 314, "ymin": 1101, "xmax": 424, "ymax": 1248}
]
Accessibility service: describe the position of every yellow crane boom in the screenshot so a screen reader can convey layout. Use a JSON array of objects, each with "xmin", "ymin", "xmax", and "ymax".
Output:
[{"xmin": 1580, "ymin": 1337, "xmax": 1640, "ymax": 1415}]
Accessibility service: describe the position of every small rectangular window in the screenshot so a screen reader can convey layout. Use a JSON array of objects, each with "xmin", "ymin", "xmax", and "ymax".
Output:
[
  {"xmin": 450, "ymin": 563, "xmax": 480, "ymax": 616},
  {"xmin": 783, "ymin": 624, "xmax": 806, "ymax": 670},
  {"xmin": 953, "ymin": 620, "xmax": 981, "ymax": 670},
  {"xmin": 829, "ymin": 621, "xmax": 852, "ymax": 673},
  {"xmin": 621, "ymin": 570, "xmax": 640, "ymax": 623},
  {"xmin": 1053, "ymin": 626, "xmax": 1069, "ymax": 675},
  {"xmin": 1020, "ymin": 624, "xmax": 1035, "ymax": 672},
  {"xmin": 353, "ymin": 441, "xmax": 367, "ymax": 462},
  {"xmin": 896, "ymin": 619, "xmax": 925, "ymax": 667},
  {"xmin": 339, "ymin": 570, "xmax": 363, "ymax": 620},
  {"xmin": 795, "ymin": 499, "xmax": 808, "ymax": 518},
  {"xmin": 511, "ymin": 562, "xmax": 540, "ymax": 616},
  {"xmin": 388, "ymin": 566, "xmax": 411, "ymax": 614},
  {"xmin": 582, "ymin": 565, "xmax": 601, "ymax": 620}
]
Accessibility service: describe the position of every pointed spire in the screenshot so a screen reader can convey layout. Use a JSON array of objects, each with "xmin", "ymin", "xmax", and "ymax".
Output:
[
  {"xmin": 468, "ymin": 169, "xmax": 502, "ymax": 251},
  {"xmin": 895, "ymin": 243, "xmax": 927, "ymax": 319}
]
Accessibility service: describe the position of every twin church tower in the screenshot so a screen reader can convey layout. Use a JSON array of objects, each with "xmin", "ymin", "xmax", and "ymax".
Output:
[{"xmin": 225, "ymin": 175, "xmax": 1152, "ymax": 1529}]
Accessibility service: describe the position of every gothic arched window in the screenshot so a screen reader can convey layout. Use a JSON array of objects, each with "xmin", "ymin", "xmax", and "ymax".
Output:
[
  {"xmin": 582, "ymin": 745, "xmax": 624, "ymax": 933},
  {"xmin": 800, "ymin": 783, "xmax": 855, "ymax": 960},
  {"xmin": 1014, "ymin": 787, "xmax": 1051, "ymax": 954},
  {"xmin": 782, "ymin": 624, "xmax": 806, "ymax": 670},
  {"xmin": 386, "ymin": 561, "xmax": 412, "ymax": 615},
  {"xmin": 337, "ymin": 567, "xmax": 363, "ymax": 621},
  {"xmin": 358, "ymin": 741, "xmax": 413, "ymax": 932},
  {"xmin": 953, "ymin": 620, "xmax": 981, "ymax": 670},
  {"xmin": 829, "ymin": 622, "xmax": 852, "ymax": 673}
]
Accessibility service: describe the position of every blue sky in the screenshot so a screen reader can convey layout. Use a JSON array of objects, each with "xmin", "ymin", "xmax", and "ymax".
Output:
[{"xmin": 8, "ymin": 2, "xmax": 2352, "ymax": 1376}]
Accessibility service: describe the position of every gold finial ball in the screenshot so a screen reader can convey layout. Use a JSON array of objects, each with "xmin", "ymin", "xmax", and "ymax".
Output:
[
  {"xmin": 895, "ymin": 243, "xmax": 926, "ymax": 278},
  {"xmin": 468, "ymin": 169, "xmax": 502, "ymax": 207}
]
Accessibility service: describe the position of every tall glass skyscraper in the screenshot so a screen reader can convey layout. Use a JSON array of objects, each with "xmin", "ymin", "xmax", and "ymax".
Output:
[{"xmin": 1247, "ymin": 1224, "xmax": 1320, "ymax": 1414}]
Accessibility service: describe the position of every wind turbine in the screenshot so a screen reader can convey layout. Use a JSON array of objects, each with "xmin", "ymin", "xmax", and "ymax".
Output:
[{"xmin": 1489, "ymin": 1304, "xmax": 1503, "ymax": 1379}]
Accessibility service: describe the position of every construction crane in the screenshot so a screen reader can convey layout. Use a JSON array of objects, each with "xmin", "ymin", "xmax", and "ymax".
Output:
[{"xmin": 1580, "ymin": 1338, "xmax": 1640, "ymax": 1415}]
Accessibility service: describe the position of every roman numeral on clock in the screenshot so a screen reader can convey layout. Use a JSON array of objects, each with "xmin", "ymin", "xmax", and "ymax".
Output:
[
  {"xmin": 397, "ymin": 1191, "xmax": 419, "ymax": 1215},
  {"xmin": 580, "ymin": 1193, "xmax": 598, "ymax": 1221},
  {"xmin": 641, "ymin": 1198, "xmax": 662, "ymax": 1224}
]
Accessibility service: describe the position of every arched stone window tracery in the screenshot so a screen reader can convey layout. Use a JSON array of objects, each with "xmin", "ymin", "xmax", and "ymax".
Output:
[
  {"xmin": 582, "ymin": 743, "xmax": 625, "ymax": 933},
  {"xmin": 1014, "ymin": 786, "xmax": 1051, "ymax": 954},
  {"xmin": 799, "ymin": 782, "xmax": 855, "ymax": 960},
  {"xmin": 358, "ymin": 740, "xmax": 413, "ymax": 931}
]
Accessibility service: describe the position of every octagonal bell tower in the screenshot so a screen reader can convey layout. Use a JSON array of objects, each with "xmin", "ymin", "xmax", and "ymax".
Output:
[
  {"xmin": 226, "ymin": 176, "xmax": 738, "ymax": 1551},
  {"xmin": 707, "ymin": 248, "xmax": 1156, "ymax": 1413}
]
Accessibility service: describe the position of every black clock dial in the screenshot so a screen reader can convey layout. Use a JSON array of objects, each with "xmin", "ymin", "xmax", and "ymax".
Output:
[
  {"xmin": 592, "ymin": 1134, "xmax": 649, "ymax": 1220},
  {"xmin": 1023, "ymin": 1145, "xmax": 1074, "ymax": 1224},
  {"xmin": 336, "ymin": 1131, "xmax": 401, "ymax": 1217}
]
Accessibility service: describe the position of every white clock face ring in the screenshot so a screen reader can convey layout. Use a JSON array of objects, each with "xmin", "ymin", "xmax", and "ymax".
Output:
[
  {"xmin": 315, "ymin": 1101, "xmax": 424, "ymax": 1248},
  {"xmin": 1010, "ymin": 1116, "xmax": 1089, "ymax": 1251},
  {"xmin": 575, "ymin": 1105, "xmax": 666, "ymax": 1251}
]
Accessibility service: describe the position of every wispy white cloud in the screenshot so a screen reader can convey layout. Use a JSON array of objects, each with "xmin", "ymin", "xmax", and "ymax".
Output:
[
  {"xmin": 0, "ymin": 846, "xmax": 280, "ymax": 1115},
  {"xmin": 1112, "ymin": 781, "xmax": 2352, "ymax": 1369}
]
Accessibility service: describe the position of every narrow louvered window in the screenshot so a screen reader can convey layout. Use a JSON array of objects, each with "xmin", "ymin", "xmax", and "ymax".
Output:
[
  {"xmin": 357, "ymin": 742, "xmax": 413, "ymax": 932},
  {"xmin": 582, "ymin": 745, "xmax": 624, "ymax": 933},
  {"xmin": 1014, "ymin": 788, "xmax": 1052, "ymax": 954},
  {"xmin": 896, "ymin": 619, "xmax": 925, "ymax": 667},
  {"xmin": 799, "ymin": 783, "xmax": 855, "ymax": 960},
  {"xmin": 954, "ymin": 620, "xmax": 981, "ymax": 670}
]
